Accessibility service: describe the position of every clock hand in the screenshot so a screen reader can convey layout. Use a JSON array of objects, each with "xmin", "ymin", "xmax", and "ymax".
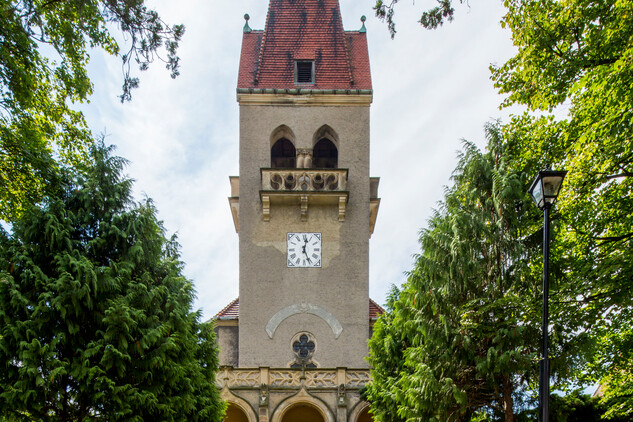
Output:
[{"xmin": 302, "ymin": 238, "xmax": 309, "ymax": 256}]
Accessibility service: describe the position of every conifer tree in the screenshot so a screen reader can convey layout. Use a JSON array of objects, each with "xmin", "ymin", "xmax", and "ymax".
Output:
[
  {"xmin": 373, "ymin": 0, "xmax": 633, "ymax": 416},
  {"xmin": 367, "ymin": 124, "xmax": 539, "ymax": 421},
  {"xmin": 0, "ymin": 142, "xmax": 225, "ymax": 421}
]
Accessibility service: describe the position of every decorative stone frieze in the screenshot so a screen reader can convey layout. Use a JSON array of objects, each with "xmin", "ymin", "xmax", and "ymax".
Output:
[
  {"xmin": 304, "ymin": 370, "xmax": 338, "ymax": 388},
  {"xmin": 218, "ymin": 368, "xmax": 261, "ymax": 388},
  {"xmin": 218, "ymin": 367, "xmax": 370, "ymax": 390},
  {"xmin": 269, "ymin": 370, "xmax": 301, "ymax": 387},
  {"xmin": 345, "ymin": 370, "xmax": 371, "ymax": 389}
]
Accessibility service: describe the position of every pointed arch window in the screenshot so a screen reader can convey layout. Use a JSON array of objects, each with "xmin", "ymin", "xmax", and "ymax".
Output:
[
  {"xmin": 312, "ymin": 138, "xmax": 338, "ymax": 168},
  {"xmin": 271, "ymin": 138, "xmax": 296, "ymax": 168}
]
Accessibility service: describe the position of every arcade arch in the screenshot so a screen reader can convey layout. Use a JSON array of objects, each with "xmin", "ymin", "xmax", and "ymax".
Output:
[
  {"xmin": 272, "ymin": 395, "xmax": 334, "ymax": 422},
  {"xmin": 224, "ymin": 403, "xmax": 250, "ymax": 422},
  {"xmin": 281, "ymin": 403, "xmax": 324, "ymax": 422},
  {"xmin": 221, "ymin": 391, "xmax": 257, "ymax": 422},
  {"xmin": 348, "ymin": 401, "xmax": 373, "ymax": 422},
  {"xmin": 356, "ymin": 405, "xmax": 372, "ymax": 422}
]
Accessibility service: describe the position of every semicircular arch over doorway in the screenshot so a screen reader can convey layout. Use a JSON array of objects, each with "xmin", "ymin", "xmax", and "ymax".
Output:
[
  {"xmin": 272, "ymin": 394, "xmax": 334, "ymax": 422},
  {"xmin": 281, "ymin": 403, "xmax": 324, "ymax": 422}
]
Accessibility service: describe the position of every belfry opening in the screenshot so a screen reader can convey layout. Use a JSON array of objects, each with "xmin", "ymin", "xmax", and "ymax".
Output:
[
  {"xmin": 313, "ymin": 138, "xmax": 338, "ymax": 168},
  {"xmin": 271, "ymin": 138, "xmax": 296, "ymax": 168}
]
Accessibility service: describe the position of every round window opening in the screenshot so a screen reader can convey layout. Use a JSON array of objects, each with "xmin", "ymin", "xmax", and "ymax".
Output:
[{"xmin": 290, "ymin": 332, "xmax": 317, "ymax": 368}]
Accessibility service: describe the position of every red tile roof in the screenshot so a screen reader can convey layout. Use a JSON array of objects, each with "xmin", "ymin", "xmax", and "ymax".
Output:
[
  {"xmin": 369, "ymin": 298, "xmax": 385, "ymax": 320},
  {"xmin": 237, "ymin": 0, "xmax": 371, "ymax": 90},
  {"xmin": 214, "ymin": 298, "xmax": 384, "ymax": 320},
  {"xmin": 215, "ymin": 298, "xmax": 239, "ymax": 319}
]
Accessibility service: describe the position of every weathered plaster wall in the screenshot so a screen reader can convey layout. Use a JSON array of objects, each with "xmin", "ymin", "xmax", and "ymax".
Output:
[{"xmin": 216, "ymin": 324, "xmax": 239, "ymax": 367}]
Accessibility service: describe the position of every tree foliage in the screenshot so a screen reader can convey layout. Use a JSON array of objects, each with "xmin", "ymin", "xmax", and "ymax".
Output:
[
  {"xmin": 0, "ymin": 142, "xmax": 224, "ymax": 421},
  {"xmin": 0, "ymin": 0, "xmax": 184, "ymax": 221},
  {"xmin": 372, "ymin": 0, "xmax": 633, "ymax": 417},
  {"xmin": 373, "ymin": 0, "xmax": 466, "ymax": 37},
  {"xmin": 367, "ymin": 124, "xmax": 541, "ymax": 422},
  {"xmin": 364, "ymin": 286, "xmax": 407, "ymax": 422},
  {"xmin": 516, "ymin": 391, "xmax": 631, "ymax": 422},
  {"xmin": 493, "ymin": 0, "xmax": 633, "ymax": 416}
]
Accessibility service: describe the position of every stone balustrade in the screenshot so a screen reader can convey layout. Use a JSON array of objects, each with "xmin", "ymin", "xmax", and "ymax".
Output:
[
  {"xmin": 260, "ymin": 169, "xmax": 349, "ymax": 222},
  {"xmin": 261, "ymin": 168, "xmax": 348, "ymax": 192}
]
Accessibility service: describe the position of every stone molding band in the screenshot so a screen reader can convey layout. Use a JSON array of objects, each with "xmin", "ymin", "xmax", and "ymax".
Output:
[
  {"xmin": 265, "ymin": 303, "xmax": 343, "ymax": 339},
  {"xmin": 236, "ymin": 88, "xmax": 373, "ymax": 95}
]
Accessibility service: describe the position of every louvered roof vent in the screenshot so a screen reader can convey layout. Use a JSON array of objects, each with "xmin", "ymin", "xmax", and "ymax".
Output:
[{"xmin": 295, "ymin": 61, "xmax": 314, "ymax": 84}]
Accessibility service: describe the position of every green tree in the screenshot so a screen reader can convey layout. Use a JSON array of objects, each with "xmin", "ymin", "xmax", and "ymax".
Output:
[
  {"xmin": 365, "ymin": 286, "xmax": 407, "ymax": 422},
  {"xmin": 367, "ymin": 124, "xmax": 541, "ymax": 422},
  {"xmin": 374, "ymin": 0, "xmax": 633, "ymax": 415},
  {"xmin": 0, "ymin": 142, "xmax": 224, "ymax": 421},
  {"xmin": 0, "ymin": 0, "xmax": 184, "ymax": 221},
  {"xmin": 493, "ymin": 0, "xmax": 633, "ymax": 416}
]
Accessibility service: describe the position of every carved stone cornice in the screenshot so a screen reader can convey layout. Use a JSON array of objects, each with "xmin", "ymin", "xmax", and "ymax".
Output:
[{"xmin": 236, "ymin": 91, "xmax": 373, "ymax": 107}]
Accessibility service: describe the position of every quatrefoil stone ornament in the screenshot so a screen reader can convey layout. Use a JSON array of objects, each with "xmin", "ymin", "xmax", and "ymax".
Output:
[
  {"xmin": 290, "ymin": 333, "xmax": 317, "ymax": 368},
  {"xmin": 293, "ymin": 334, "xmax": 315, "ymax": 358}
]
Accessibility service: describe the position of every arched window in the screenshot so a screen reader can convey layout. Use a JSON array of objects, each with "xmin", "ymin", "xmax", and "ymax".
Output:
[
  {"xmin": 271, "ymin": 138, "xmax": 296, "ymax": 168},
  {"xmin": 312, "ymin": 138, "xmax": 337, "ymax": 168}
]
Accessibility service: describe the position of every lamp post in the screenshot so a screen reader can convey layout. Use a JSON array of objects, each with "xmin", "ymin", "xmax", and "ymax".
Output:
[{"xmin": 528, "ymin": 169, "xmax": 567, "ymax": 422}]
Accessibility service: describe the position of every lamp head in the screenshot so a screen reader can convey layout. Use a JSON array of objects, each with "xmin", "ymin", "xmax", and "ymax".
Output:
[{"xmin": 528, "ymin": 169, "xmax": 567, "ymax": 210}]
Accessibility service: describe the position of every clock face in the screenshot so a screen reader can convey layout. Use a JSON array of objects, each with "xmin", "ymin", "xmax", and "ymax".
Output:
[{"xmin": 287, "ymin": 233, "xmax": 322, "ymax": 268}]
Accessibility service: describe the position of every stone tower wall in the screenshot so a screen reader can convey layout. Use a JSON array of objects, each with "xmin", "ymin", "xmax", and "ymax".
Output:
[{"xmin": 237, "ymin": 99, "xmax": 371, "ymax": 369}]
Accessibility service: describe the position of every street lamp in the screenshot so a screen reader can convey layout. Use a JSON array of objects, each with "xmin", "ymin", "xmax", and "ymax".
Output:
[{"xmin": 528, "ymin": 169, "xmax": 567, "ymax": 422}]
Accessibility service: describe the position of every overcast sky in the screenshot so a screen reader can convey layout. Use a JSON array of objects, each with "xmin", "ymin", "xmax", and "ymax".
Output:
[{"xmin": 80, "ymin": 0, "xmax": 523, "ymax": 320}]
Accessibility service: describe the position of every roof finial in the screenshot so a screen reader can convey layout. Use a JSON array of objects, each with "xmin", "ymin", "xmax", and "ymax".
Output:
[
  {"xmin": 359, "ymin": 15, "xmax": 367, "ymax": 33},
  {"xmin": 243, "ymin": 13, "xmax": 252, "ymax": 33}
]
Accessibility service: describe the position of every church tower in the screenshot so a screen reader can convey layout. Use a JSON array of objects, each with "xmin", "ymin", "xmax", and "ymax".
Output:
[{"xmin": 215, "ymin": 1, "xmax": 381, "ymax": 421}]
